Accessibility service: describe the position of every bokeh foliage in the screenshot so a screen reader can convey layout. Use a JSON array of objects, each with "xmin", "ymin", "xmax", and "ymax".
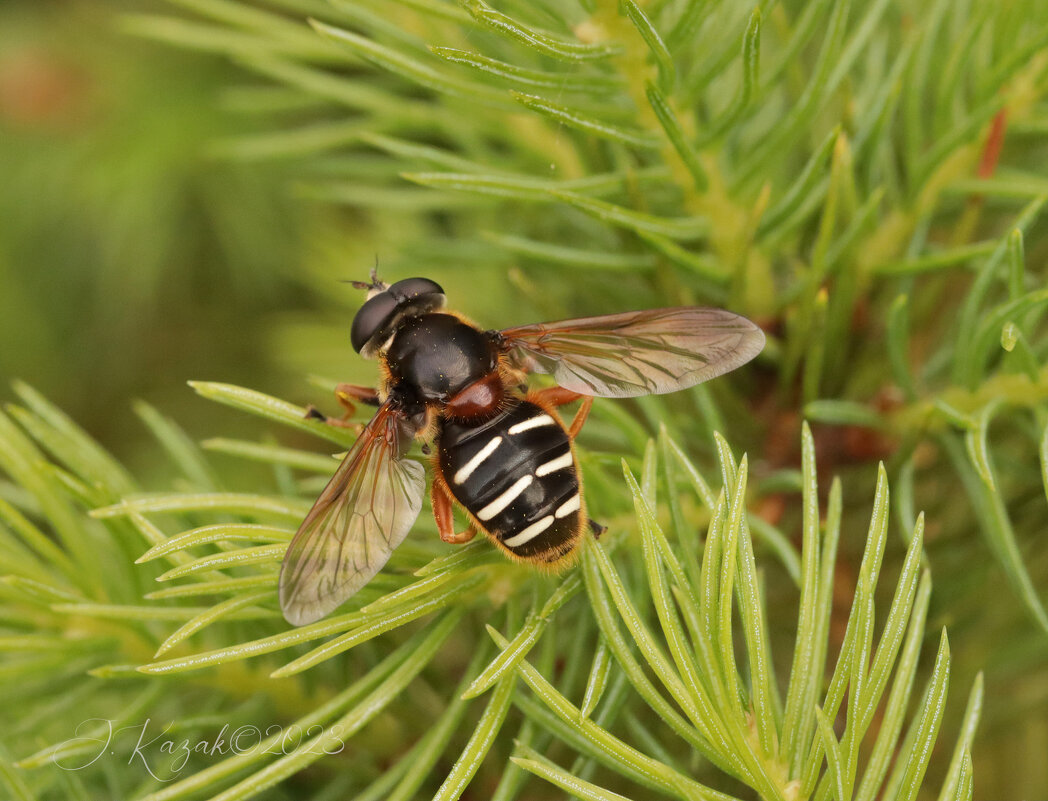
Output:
[{"xmin": 1, "ymin": 0, "xmax": 1047, "ymax": 798}]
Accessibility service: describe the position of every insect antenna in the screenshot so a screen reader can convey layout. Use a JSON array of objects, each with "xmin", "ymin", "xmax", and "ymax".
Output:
[{"xmin": 343, "ymin": 258, "xmax": 388, "ymax": 294}]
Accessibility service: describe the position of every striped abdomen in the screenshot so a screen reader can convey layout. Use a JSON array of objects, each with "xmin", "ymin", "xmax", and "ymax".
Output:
[{"xmin": 438, "ymin": 400, "xmax": 584, "ymax": 562}]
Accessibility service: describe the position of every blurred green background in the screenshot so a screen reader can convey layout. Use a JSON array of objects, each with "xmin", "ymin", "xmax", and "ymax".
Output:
[
  {"xmin": 1, "ymin": 0, "xmax": 304, "ymax": 465},
  {"xmin": 2, "ymin": 0, "xmax": 1048, "ymax": 799},
  {"xmin": 0, "ymin": 0, "xmax": 515, "ymax": 471}
]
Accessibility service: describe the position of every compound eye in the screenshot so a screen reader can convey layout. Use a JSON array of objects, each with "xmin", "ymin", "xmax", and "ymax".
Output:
[
  {"xmin": 351, "ymin": 291, "xmax": 397, "ymax": 353},
  {"xmin": 389, "ymin": 277, "xmax": 444, "ymax": 300}
]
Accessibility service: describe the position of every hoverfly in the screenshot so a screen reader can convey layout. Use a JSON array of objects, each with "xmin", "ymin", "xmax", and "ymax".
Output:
[{"xmin": 279, "ymin": 274, "xmax": 765, "ymax": 625}]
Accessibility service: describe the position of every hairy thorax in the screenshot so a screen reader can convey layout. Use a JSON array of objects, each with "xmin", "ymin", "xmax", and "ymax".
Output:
[{"xmin": 385, "ymin": 313, "xmax": 499, "ymax": 404}]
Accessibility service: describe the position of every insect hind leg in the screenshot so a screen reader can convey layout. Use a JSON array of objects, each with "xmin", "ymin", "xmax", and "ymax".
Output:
[
  {"xmin": 531, "ymin": 387, "xmax": 594, "ymax": 437},
  {"xmin": 431, "ymin": 478, "xmax": 477, "ymax": 545},
  {"xmin": 588, "ymin": 519, "xmax": 607, "ymax": 539}
]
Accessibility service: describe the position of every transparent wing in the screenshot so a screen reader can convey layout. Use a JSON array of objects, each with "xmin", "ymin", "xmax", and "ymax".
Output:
[
  {"xmin": 279, "ymin": 402, "xmax": 425, "ymax": 626},
  {"xmin": 498, "ymin": 307, "xmax": 765, "ymax": 398}
]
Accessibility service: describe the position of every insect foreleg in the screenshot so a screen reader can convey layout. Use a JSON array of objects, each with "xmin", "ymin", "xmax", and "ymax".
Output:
[
  {"xmin": 334, "ymin": 383, "xmax": 381, "ymax": 414},
  {"xmin": 303, "ymin": 384, "xmax": 379, "ymax": 432}
]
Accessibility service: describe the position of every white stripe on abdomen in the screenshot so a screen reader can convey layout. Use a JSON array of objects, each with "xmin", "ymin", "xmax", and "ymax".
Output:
[
  {"xmin": 453, "ymin": 436, "xmax": 502, "ymax": 485},
  {"xmin": 508, "ymin": 414, "xmax": 555, "ymax": 435},
  {"xmin": 536, "ymin": 451, "xmax": 573, "ymax": 477},
  {"xmin": 503, "ymin": 515, "xmax": 554, "ymax": 547},
  {"xmin": 555, "ymin": 494, "xmax": 581, "ymax": 518},
  {"xmin": 477, "ymin": 475, "xmax": 533, "ymax": 521}
]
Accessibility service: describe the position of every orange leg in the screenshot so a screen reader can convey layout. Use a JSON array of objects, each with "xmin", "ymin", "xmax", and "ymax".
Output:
[
  {"xmin": 532, "ymin": 387, "xmax": 594, "ymax": 438},
  {"xmin": 532, "ymin": 386, "xmax": 584, "ymax": 407},
  {"xmin": 334, "ymin": 384, "xmax": 380, "ymax": 416},
  {"xmin": 568, "ymin": 396, "xmax": 593, "ymax": 438},
  {"xmin": 431, "ymin": 480, "xmax": 477, "ymax": 544},
  {"xmin": 305, "ymin": 384, "xmax": 378, "ymax": 429}
]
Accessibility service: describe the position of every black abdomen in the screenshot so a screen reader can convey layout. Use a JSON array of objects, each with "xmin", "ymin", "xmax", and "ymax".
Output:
[{"xmin": 438, "ymin": 400, "xmax": 582, "ymax": 560}]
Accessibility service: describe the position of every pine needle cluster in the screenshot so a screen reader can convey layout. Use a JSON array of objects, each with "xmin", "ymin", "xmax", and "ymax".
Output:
[{"xmin": 2, "ymin": 0, "xmax": 1047, "ymax": 799}]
